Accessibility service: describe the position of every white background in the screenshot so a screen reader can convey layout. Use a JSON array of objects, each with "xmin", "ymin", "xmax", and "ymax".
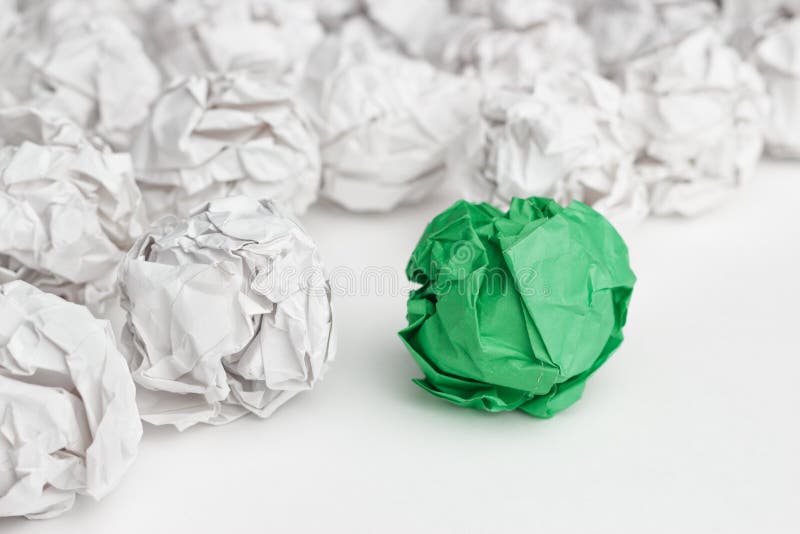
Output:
[{"xmin": 2, "ymin": 162, "xmax": 799, "ymax": 533}]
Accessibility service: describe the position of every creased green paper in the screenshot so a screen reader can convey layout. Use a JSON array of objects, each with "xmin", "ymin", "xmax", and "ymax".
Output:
[{"xmin": 399, "ymin": 197, "xmax": 636, "ymax": 417}]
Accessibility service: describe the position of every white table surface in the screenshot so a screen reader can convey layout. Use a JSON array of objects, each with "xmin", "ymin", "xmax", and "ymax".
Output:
[{"xmin": 3, "ymin": 161, "xmax": 799, "ymax": 534}]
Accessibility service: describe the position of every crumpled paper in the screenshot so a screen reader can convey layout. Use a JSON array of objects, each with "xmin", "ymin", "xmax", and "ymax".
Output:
[
  {"xmin": 454, "ymin": 70, "xmax": 649, "ymax": 229},
  {"xmin": 152, "ymin": 0, "xmax": 323, "ymax": 84},
  {"xmin": 0, "ymin": 0, "xmax": 19, "ymax": 38},
  {"xmin": 0, "ymin": 106, "xmax": 148, "ymax": 331},
  {"xmin": 131, "ymin": 70, "xmax": 321, "ymax": 221},
  {"xmin": 302, "ymin": 31, "xmax": 481, "ymax": 212},
  {"xmin": 118, "ymin": 196, "xmax": 335, "ymax": 430},
  {"xmin": 621, "ymin": 28, "xmax": 769, "ymax": 216},
  {"xmin": 725, "ymin": 4, "xmax": 800, "ymax": 157},
  {"xmin": 0, "ymin": 0, "xmax": 161, "ymax": 149},
  {"xmin": 0, "ymin": 106, "xmax": 90, "ymax": 148},
  {"xmin": 310, "ymin": 0, "xmax": 448, "ymax": 56},
  {"xmin": 360, "ymin": 0, "xmax": 449, "ymax": 56},
  {"xmin": 424, "ymin": 1, "xmax": 595, "ymax": 89},
  {"xmin": 576, "ymin": 0, "xmax": 720, "ymax": 76},
  {"xmin": 17, "ymin": 0, "xmax": 160, "ymax": 39},
  {"xmin": 313, "ymin": 0, "xmax": 359, "ymax": 29},
  {"xmin": 399, "ymin": 197, "xmax": 636, "ymax": 417},
  {"xmin": 0, "ymin": 280, "xmax": 142, "ymax": 520}
]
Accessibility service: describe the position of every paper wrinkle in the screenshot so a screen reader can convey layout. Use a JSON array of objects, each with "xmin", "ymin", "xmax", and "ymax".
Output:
[
  {"xmin": 0, "ymin": 0, "xmax": 161, "ymax": 150},
  {"xmin": 455, "ymin": 70, "xmax": 648, "ymax": 229},
  {"xmin": 621, "ymin": 28, "xmax": 770, "ymax": 216},
  {"xmin": 0, "ymin": 109, "xmax": 148, "ymax": 334},
  {"xmin": 424, "ymin": 2, "xmax": 595, "ymax": 89},
  {"xmin": 151, "ymin": 0, "xmax": 323, "ymax": 85},
  {"xmin": 302, "ymin": 32, "xmax": 481, "ymax": 212},
  {"xmin": 576, "ymin": 0, "xmax": 720, "ymax": 76},
  {"xmin": 360, "ymin": 0, "xmax": 449, "ymax": 56},
  {"xmin": 0, "ymin": 280, "xmax": 142, "ymax": 520},
  {"xmin": 118, "ymin": 196, "xmax": 335, "ymax": 430},
  {"xmin": 724, "ymin": 4, "xmax": 800, "ymax": 157},
  {"xmin": 131, "ymin": 70, "xmax": 322, "ymax": 221}
]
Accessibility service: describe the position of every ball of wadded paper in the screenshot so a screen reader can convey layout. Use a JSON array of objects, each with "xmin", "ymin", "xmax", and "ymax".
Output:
[
  {"xmin": 0, "ymin": 108, "xmax": 147, "ymax": 325},
  {"xmin": 455, "ymin": 70, "xmax": 649, "ymax": 228},
  {"xmin": 302, "ymin": 32, "xmax": 480, "ymax": 212},
  {"xmin": 424, "ymin": 0, "xmax": 595, "ymax": 88},
  {"xmin": 118, "ymin": 196, "xmax": 335, "ymax": 430},
  {"xmin": 0, "ymin": 281, "xmax": 142, "ymax": 520},
  {"xmin": 621, "ymin": 28, "xmax": 769, "ymax": 216},
  {"xmin": 725, "ymin": 4, "xmax": 800, "ymax": 158},
  {"xmin": 0, "ymin": 0, "xmax": 161, "ymax": 149},
  {"xmin": 576, "ymin": 0, "xmax": 719, "ymax": 76},
  {"xmin": 131, "ymin": 71, "xmax": 321, "ymax": 220},
  {"xmin": 151, "ymin": 0, "xmax": 323, "ymax": 84},
  {"xmin": 399, "ymin": 197, "xmax": 636, "ymax": 418}
]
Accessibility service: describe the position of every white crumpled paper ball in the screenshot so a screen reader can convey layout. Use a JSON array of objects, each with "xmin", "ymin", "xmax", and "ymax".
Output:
[
  {"xmin": 302, "ymin": 32, "xmax": 480, "ymax": 212},
  {"xmin": 621, "ymin": 28, "xmax": 769, "ymax": 216},
  {"xmin": 576, "ymin": 0, "xmax": 719, "ymax": 76},
  {"xmin": 425, "ymin": 0, "xmax": 595, "ymax": 89},
  {"xmin": 454, "ymin": 70, "xmax": 648, "ymax": 228},
  {"xmin": 752, "ymin": 16, "xmax": 800, "ymax": 157},
  {"xmin": 0, "ymin": 281, "xmax": 142, "ymax": 520},
  {"xmin": 0, "ymin": 108, "xmax": 148, "ymax": 328},
  {"xmin": 151, "ymin": 0, "xmax": 323, "ymax": 84},
  {"xmin": 131, "ymin": 70, "xmax": 321, "ymax": 221},
  {"xmin": 724, "ymin": 3, "xmax": 800, "ymax": 158},
  {"xmin": 118, "ymin": 196, "xmax": 335, "ymax": 431},
  {"xmin": 0, "ymin": 0, "xmax": 161, "ymax": 150}
]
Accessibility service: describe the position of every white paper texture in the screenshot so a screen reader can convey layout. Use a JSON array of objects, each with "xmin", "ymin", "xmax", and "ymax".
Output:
[
  {"xmin": 131, "ymin": 71, "xmax": 321, "ymax": 221},
  {"xmin": 0, "ymin": 281, "xmax": 142, "ymax": 519},
  {"xmin": 118, "ymin": 196, "xmax": 335, "ymax": 431},
  {"xmin": 621, "ymin": 28, "xmax": 769, "ymax": 216},
  {"xmin": 455, "ymin": 70, "xmax": 648, "ymax": 229},
  {"xmin": 0, "ymin": 107, "xmax": 147, "ymax": 334},
  {"xmin": 302, "ymin": 32, "xmax": 481, "ymax": 212},
  {"xmin": 726, "ymin": 4, "xmax": 800, "ymax": 158},
  {"xmin": 0, "ymin": 0, "xmax": 161, "ymax": 149},
  {"xmin": 576, "ymin": 0, "xmax": 720, "ymax": 76},
  {"xmin": 152, "ymin": 0, "xmax": 323, "ymax": 85},
  {"xmin": 424, "ymin": 3, "xmax": 595, "ymax": 89}
]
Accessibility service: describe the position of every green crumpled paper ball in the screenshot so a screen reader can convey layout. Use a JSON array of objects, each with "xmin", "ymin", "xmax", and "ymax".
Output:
[{"xmin": 398, "ymin": 197, "xmax": 636, "ymax": 417}]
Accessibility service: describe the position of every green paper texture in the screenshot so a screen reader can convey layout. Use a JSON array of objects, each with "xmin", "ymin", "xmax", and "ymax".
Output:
[{"xmin": 399, "ymin": 197, "xmax": 636, "ymax": 417}]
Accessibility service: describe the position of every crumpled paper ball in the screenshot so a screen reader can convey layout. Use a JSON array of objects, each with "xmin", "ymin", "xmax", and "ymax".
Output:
[
  {"xmin": 399, "ymin": 197, "xmax": 636, "ymax": 418},
  {"xmin": 0, "ymin": 0, "xmax": 161, "ymax": 149},
  {"xmin": 302, "ymin": 32, "xmax": 480, "ymax": 212},
  {"xmin": 131, "ymin": 70, "xmax": 321, "ymax": 220},
  {"xmin": 454, "ymin": 70, "xmax": 649, "ymax": 229},
  {"xmin": 621, "ymin": 28, "xmax": 769, "ymax": 216},
  {"xmin": 151, "ymin": 0, "xmax": 323, "ymax": 84},
  {"xmin": 751, "ymin": 16, "xmax": 800, "ymax": 157},
  {"xmin": 576, "ymin": 0, "xmax": 719, "ymax": 76},
  {"xmin": 0, "ymin": 107, "xmax": 148, "ymax": 326},
  {"xmin": 0, "ymin": 280, "xmax": 142, "ymax": 520},
  {"xmin": 118, "ymin": 196, "xmax": 335, "ymax": 430},
  {"xmin": 724, "ymin": 4, "xmax": 800, "ymax": 157},
  {"xmin": 424, "ymin": 1, "xmax": 595, "ymax": 88}
]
